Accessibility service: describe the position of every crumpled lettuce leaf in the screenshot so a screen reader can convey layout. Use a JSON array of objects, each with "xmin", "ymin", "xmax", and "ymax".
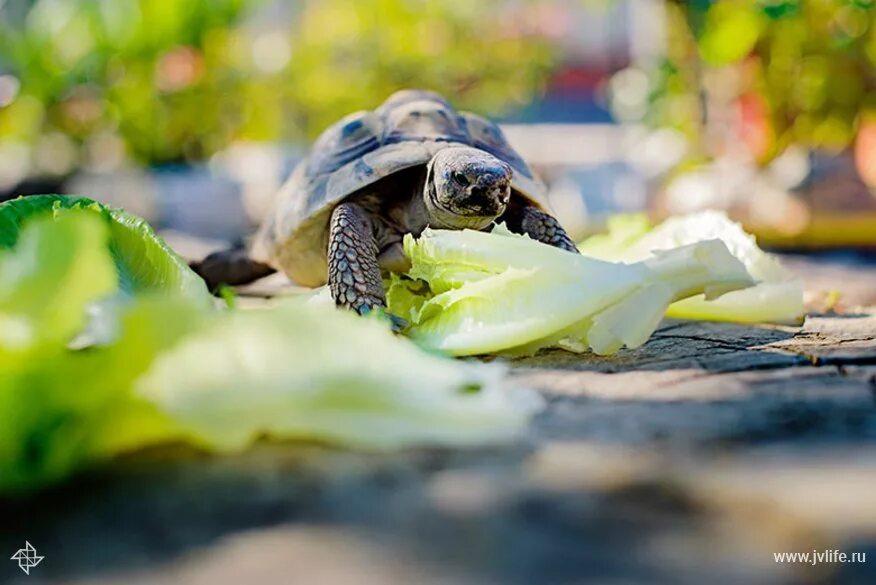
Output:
[
  {"xmin": 576, "ymin": 213, "xmax": 652, "ymax": 258},
  {"xmin": 578, "ymin": 211, "xmax": 804, "ymax": 325},
  {"xmin": 0, "ymin": 212, "xmax": 203, "ymax": 493},
  {"xmin": 0, "ymin": 213, "xmax": 117, "ymax": 352},
  {"xmin": 137, "ymin": 300, "xmax": 539, "ymax": 451},
  {"xmin": 0, "ymin": 195, "xmax": 210, "ymax": 302},
  {"xmin": 391, "ymin": 226, "xmax": 755, "ymax": 356},
  {"xmin": 0, "ymin": 305, "xmax": 197, "ymax": 494}
]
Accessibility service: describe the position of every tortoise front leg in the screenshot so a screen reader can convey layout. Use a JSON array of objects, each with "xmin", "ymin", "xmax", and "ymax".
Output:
[
  {"xmin": 327, "ymin": 202, "xmax": 386, "ymax": 314},
  {"xmin": 503, "ymin": 204, "xmax": 579, "ymax": 253},
  {"xmin": 191, "ymin": 245, "xmax": 276, "ymax": 291}
]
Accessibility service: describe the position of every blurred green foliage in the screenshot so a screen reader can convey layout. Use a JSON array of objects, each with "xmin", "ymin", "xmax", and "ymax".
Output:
[
  {"xmin": 647, "ymin": 0, "xmax": 876, "ymax": 162},
  {"xmin": 0, "ymin": 0, "xmax": 556, "ymax": 170}
]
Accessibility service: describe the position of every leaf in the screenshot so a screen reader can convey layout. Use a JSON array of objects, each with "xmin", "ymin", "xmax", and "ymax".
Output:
[
  {"xmin": 0, "ymin": 212, "xmax": 117, "ymax": 351},
  {"xmin": 578, "ymin": 211, "xmax": 805, "ymax": 325},
  {"xmin": 0, "ymin": 296, "xmax": 203, "ymax": 494},
  {"xmin": 136, "ymin": 300, "xmax": 540, "ymax": 451},
  {"xmin": 0, "ymin": 195, "xmax": 210, "ymax": 303},
  {"xmin": 392, "ymin": 226, "xmax": 754, "ymax": 356}
]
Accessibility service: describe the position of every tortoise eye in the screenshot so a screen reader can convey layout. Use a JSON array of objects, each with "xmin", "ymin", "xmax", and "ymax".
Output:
[{"xmin": 451, "ymin": 171, "xmax": 470, "ymax": 187}]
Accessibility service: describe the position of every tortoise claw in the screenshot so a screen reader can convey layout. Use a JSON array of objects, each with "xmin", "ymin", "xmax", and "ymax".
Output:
[
  {"xmin": 386, "ymin": 313, "xmax": 409, "ymax": 334},
  {"xmin": 358, "ymin": 305, "xmax": 408, "ymax": 334}
]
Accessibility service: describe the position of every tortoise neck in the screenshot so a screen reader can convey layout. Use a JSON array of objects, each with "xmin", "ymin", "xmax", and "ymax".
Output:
[
  {"xmin": 396, "ymin": 170, "xmax": 431, "ymax": 236},
  {"xmin": 420, "ymin": 174, "xmax": 459, "ymax": 229}
]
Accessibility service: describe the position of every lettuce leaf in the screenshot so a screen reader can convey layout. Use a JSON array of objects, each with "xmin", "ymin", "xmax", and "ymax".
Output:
[
  {"xmin": 576, "ymin": 213, "xmax": 651, "ymax": 258},
  {"xmin": 393, "ymin": 227, "xmax": 755, "ymax": 356},
  {"xmin": 0, "ymin": 195, "xmax": 210, "ymax": 303},
  {"xmin": 578, "ymin": 211, "xmax": 805, "ymax": 325},
  {"xmin": 136, "ymin": 299, "xmax": 539, "ymax": 451},
  {"xmin": 0, "ymin": 302, "xmax": 195, "ymax": 494},
  {"xmin": 0, "ymin": 213, "xmax": 196, "ymax": 493},
  {"xmin": 0, "ymin": 213, "xmax": 117, "ymax": 352}
]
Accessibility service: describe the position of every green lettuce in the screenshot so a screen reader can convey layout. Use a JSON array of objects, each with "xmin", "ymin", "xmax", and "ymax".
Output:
[
  {"xmin": 578, "ymin": 211, "xmax": 805, "ymax": 325},
  {"xmin": 391, "ymin": 225, "xmax": 755, "ymax": 356},
  {"xmin": 137, "ymin": 300, "xmax": 538, "ymax": 451},
  {"xmin": 0, "ymin": 195, "xmax": 210, "ymax": 302},
  {"xmin": 0, "ymin": 212, "xmax": 116, "ymax": 352},
  {"xmin": 576, "ymin": 213, "xmax": 652, "ymax": 258},
  {"xmin": 0, "ymin": 213, "xmax": 194, "ymax": 493}
]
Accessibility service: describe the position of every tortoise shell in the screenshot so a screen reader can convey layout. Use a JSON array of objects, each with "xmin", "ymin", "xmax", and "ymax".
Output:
[{"xmin": 252, "ymin": 89, "xmax": 549, "ymax": 286}]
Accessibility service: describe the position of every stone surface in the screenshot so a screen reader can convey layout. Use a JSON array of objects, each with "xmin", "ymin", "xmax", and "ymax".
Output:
[{"xmin": 2, "ymin": 255, "xmax": 876, "ymax": 585}]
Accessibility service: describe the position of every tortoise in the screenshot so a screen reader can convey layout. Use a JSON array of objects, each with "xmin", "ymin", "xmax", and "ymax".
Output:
[{"xmin": 195, "ymin": 89, "xmax": 578, "ymax": 317}]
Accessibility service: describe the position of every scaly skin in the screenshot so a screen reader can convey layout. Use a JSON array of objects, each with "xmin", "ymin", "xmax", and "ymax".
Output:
[
  {"xmin": 191, "ymin": 246, "xmax": 276, "ymax": 291},
  {"xmin": 504, "ymin": 205, "xmax": 579, "ymax": 253},
  {"xmin": 327, "ymin": 202, "xmax": 386, "ymax": 314}
]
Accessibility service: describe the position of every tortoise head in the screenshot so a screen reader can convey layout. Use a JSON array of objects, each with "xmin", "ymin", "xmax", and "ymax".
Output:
[{"xmin": 424, "ymin": 146, "xmax": 512, "ymax": 230}]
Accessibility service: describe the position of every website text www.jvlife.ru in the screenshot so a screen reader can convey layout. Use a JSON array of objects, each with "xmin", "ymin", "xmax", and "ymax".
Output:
[{"xmin": 774, "ymin": 550, "xmax": 867, "ymax": 566}]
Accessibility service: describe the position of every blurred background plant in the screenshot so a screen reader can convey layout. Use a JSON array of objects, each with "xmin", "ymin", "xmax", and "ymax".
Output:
[
  {"xmin": 1, "ymin": 0, "xmax": 874, "ymax": 246},
  {"xmin": 609, "ymin": 0, "xmax": 876, "ymax": 244},
  {"xmin": 619, "ymin": 0, "xmax": 876, "ymax": 170},
  {"xmin": 0, "ymin": 0, "xmax": 555, "ymax": 176}
]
